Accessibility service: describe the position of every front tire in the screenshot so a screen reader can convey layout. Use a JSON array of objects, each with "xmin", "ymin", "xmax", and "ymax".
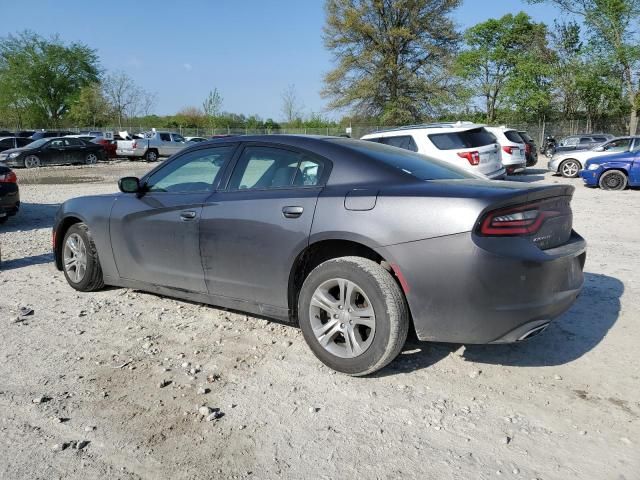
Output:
[
  {"xmin": 62, "ymin": 223, "xmax": 104, "ymax": 292},
  {"xmin": 298, "ymin": 256, "xmax": 409, "ymax": 376},
  {"xmin": 23, "ymin": 155, "xmax": 41, "ymax": 169},
  {"xmin": 560, "ymin": 159, "xmax": 581, "ymax": 178},
  {"xmin": 599, "ymin": 170, "xmax": 628, "ymax": 191}
]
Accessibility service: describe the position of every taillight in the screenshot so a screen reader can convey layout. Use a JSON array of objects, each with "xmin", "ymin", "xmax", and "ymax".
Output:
[
  {"xmin": 52, "ymin": 229, "xmax": 57, "ymax": 250},
  {"xmin": 525, "ymin": 144, "xmax": 531, "ymax": 154},
  {"xmin": 0, "ymin": 171, "xmax": 17, "ymax": 183},
  {"xmin": 502, "ymin": 146, "xmax": 515, "ymax": 155},
  {"xmin": 457, "ymin": 151, "xmax": 480, "ymax": 166},
  {"xmin": 478, "ymin": 201, "xmax": 562, "ymax": 236}
]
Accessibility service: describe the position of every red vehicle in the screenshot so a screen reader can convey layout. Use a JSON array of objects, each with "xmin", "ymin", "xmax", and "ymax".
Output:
[{"xmin": 92, "ymin": 138, "xmax": 117, "ymax": 158}]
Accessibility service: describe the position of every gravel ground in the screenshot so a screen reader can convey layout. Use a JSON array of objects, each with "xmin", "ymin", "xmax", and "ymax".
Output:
[{"xmin": 0, "ymin": 160, "xmax": 638, "ymax": 480}]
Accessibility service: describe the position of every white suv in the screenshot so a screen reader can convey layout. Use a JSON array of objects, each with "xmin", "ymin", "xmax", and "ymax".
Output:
[
  {"xmin": 484, "ymin": 126, "xmax": 527, "ymax": 174},
  {"xmin": 361, "ymin": 122, "xmax": 505, "ymax": 179}
]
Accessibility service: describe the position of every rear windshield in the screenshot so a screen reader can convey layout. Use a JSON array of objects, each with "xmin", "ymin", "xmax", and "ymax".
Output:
[
  {"xmin": 330, "ymin": 139, "xmax": 476, "ymax": 181},
  {"xmin": 428, "ymin": 128, "xmax": 495, "ymax": 150},
  {"xmin": 518, "ymin": 132, "xmax": 533, "ymax": 142},
  {"xmin": 504, "ymin": 130, "xmax": 523, "ymax": 143}
]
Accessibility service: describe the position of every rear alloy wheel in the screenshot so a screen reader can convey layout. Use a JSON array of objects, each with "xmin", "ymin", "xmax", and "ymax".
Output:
[
  {"xmin": 62, "ymin": 223, "xmax": 104, "ymax": 291},
  {"xmin": 85, "ymin": 152, "xmax": 98, "ymax": 165},
  {"xmin": 298, "ymin": 256, "xmax": 409, "ymax": 376},
  {"xmin": 145, "ymin": 149, "xmax": 158, "ymax": 162},
  {"xmin": 560, "ymin": 159, "xmax": 581, "ymax": 178},
  {"xmin": 599, "ymin": 170, "xmax": 628, "ymax": 191},
  {"xmin": 23, "ymin": 155, "xmax": 41, "ymax": 169}
]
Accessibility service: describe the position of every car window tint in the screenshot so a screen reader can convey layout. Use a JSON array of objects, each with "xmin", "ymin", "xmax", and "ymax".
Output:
[
  {"xmin": 604, "ymin": 138, "xmax": 631, "ymax": 151},
  {"xmin": 519, "ymin": 132, "xmax": 533, "ymax": 143},
  {"xmin": 159, "ymin": 133, "xmax": 172, "ymax": 141},
  {"xmin": 17, "ymin": 138, "xmax": 32, "ymax": 147},
  {"xmin": 504, "ymin": 130, "xmax": 523, "ymax": 143},
  {"xmin": 49, "ymin": 139, "xmax": 65, "ymax": 147},
  {"xmin": 146, "ymin": 146, "xmax": 233, "ymax": 193},
  {"xmin": 378, "ymin": 135, "xmax": 418, "ymax": 152},
  {"xmin": 65, "ymin": 138, "xmax": 83, "ymax": 146},
  {"xmin": 579, "ymin": 137, "xmax": 593, "ymax": 144},
  {"xmin": 172, "ymin": 133, "xmax": 185, "ymax": 142},
  {"xmin": 228, "ymin": 146, "xmax": 322, "ymax": 190},
  {"xmin": 0, "ymin": 138, "xmax": 12, "ymax": 147},
  {"xmin": 428, "ymin": 128, "xmax": 495, "ymax": 150},
  {"xmin": 592, "ymin": 136, "xmax": 607, "ymax": 142},
  {"xmin": 329, "ymin": 138, "xmax": 475, "ymax": 180}
]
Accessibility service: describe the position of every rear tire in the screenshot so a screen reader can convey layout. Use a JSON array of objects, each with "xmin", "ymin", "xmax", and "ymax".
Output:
[
  {"xmin": 298, "ymin": 256, "xmax": 409, "ymax": 376},
  {"xmin": 62, "ymin": 223, "xmax": 104, "ymax": 292},
  {"xmin": 560, "ymin": 159, "xmax": 580, "ymax": 178},
  {"xmin": 144, "ymin": 149, "xmax": 159, "ymax": 162},
  {"xmin": 599, "ymin": 170, "xmax": 628, "ymax": 191},
  {"xmin": 85, "ymin": 152, "xmax": 98, "ymax": 165}
]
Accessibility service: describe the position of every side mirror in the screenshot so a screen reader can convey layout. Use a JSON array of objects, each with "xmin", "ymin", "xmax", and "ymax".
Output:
[{"xmin": 118, "ymin": 176, "xmax": 141, "ymax": 193}]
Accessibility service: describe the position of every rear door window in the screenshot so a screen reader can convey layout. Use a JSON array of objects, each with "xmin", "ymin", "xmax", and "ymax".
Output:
[
  {"xmin": 0, "ymin": 138, "xmax": 13, "ymax": 148},
  {"xmin": 378, "ymin": 135, "xmax": 418, "ymax": 152},
  {"xmin": 592, "ymin": 136, "xmax": 608, "ymax": 143},
  {"xmin": 159, "ymin": 133, "xmax": 172, "ymax": 142},
  {"xmin": 579, "ymin": 137, "xmax": 593, "ymax": 144},
  {"xmin": 504, "ymin": 131, "xmax": 523, "ymax": 143},
  {"xmin": 428, "ymin": 128, "xmax": 495, "ymax": 150}
]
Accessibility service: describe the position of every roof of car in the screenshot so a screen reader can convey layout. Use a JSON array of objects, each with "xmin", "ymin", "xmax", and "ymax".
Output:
[{"xmin": 361, "ymin": 122, "xmax": 487, "ymax": 137}]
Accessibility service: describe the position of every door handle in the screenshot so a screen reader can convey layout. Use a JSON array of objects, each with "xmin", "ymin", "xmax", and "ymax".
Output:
[
  {"xmin": 282, "ymin": 206, "xmax": 304, "ymax": 218},
  {"xmin": 180, "ymin": 210, "xmax": 197, "ymax": 220}
]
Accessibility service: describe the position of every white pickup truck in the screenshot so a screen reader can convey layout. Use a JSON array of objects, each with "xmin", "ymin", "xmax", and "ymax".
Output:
[{"xmin": 116, "ymin": 131, "xmax": 189, "ymax": 161}]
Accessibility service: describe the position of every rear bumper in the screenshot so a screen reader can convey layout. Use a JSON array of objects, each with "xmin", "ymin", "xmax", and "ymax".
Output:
[
  {"xmin": 485, "ymin": 167, "xmax": 507, "ymax": 180},
  {"xmin": 0, "ymin": 185, "xmax": 20, "ymax": 216},
  {"xmin": 384, "ymin": 231, "xmax": 586, "ymax": 344}
]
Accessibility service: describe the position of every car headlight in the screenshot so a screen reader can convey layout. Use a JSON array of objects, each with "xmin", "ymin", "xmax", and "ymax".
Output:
[
  {"xmin": 8, "ymin": 152, "xmax": 20, "ymax": 158},
  {"xmin": 587, "ymin": 163, "xmax": 600, "ymax": 170}
]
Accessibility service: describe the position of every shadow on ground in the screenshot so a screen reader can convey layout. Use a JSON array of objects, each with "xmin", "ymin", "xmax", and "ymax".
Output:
[
  {"xmin": 376, "ymin": 272, "xmax": 622, "ymax": 375},
  {"xmin": 0, "ymin": 202, "xmax": 59, "ymax": 233},
  {"xmin": 0, "ymin": 252, "xmax": 53, "ymax": 271}
]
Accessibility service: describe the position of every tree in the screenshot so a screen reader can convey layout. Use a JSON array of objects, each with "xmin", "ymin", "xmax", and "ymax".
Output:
[
  {"xmin": 455, "ymin": 12, "xmax": 550, "ymax": 123},
  {"xmin": 281, "ymin": 84, "xmax": 304, "ymax": 124},
  {"xmin": 102, "ymin": 71, "xmax": 142, "ymax": 128},
  {"xmin": 173, "ymin": 106, "xmax": 206, "ymax": 129},
  {"xmin": 202, "ymin": 88, "xmax": 223, "ymax": 128},
  {"xmin": 323, "ymin": 0, "xmax": 461, "ymax": 125},
  {"xmin": 68, "ymin": 83, "xmax": 113, "ymax": 127},
  {"xmin": 0, "ymin": 31, "xmax": 100, "ymax": 127},
  {"xmin": 529, "ymin": 0, "xmax": 640, "ymax": 134}
]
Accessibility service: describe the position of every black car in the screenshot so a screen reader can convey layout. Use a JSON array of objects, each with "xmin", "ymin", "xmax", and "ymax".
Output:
[
  {"xmin": 0, "ymin": 130, "xmax": 14, "ymax": 137},
  {"xmin": 0, "ymin": 137, "xmax": 106, "ymax": 168},
  {"xmin": 31, "ymin": 130, "xmax": 74, "ymax": 140},
  {"xmin": 0, "ymin": 164, "xmax": 19, "ymax": 224},
  {"xmin": 551, "ymin": 134, "xmax": 615, "ymax": 156},
  {"xmin": 518, "ymin": 131, "xmax": 538, "ymax": 166},
  {"xmin": 0, "ymin": 136, "xmax": 34, "ymax": 153}
]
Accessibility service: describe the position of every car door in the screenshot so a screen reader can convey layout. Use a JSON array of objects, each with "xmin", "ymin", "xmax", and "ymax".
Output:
[
  {"xmin": 64, "ymin": 138, "xmax": 85, "ymax": 163},
  {"xmin": 44, "ymin": 139, "xmax": 66, "ymax": 165},
  {"xmin": 109, "ymin": 145, "xmax": 236, "ymax": 292},
  {"xmin": 200, "ymin": 144, "xmax": 328, "ymax": 309},
  {"xmin": 158, "ymin": 132, "xmax": 173, "ymax": 156},
  {"xmin": 171, "ymin": 133, "xmax": 187, "ymax": 155}
]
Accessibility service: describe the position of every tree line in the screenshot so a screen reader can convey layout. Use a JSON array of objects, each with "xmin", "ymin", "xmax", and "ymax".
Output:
[
  {"xmin": 324, "ymin": 0, "xmax": 640, "ymax": 135},
  {"xmin": 1, "ymin": 0, "xmax": 639, "ymax": 135}
]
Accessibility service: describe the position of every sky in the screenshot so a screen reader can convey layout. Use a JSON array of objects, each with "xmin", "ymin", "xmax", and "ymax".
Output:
[{"xmin": 0, "ymin": 0, "xmax": 563, "ymax": 121}]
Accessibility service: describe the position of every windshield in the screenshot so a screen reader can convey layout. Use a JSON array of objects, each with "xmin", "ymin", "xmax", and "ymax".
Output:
[
  {"xmin": 25, "ymin": 138, "xmax": 49, "ymax": 149},
  {"xmin": 331, "ymin": 138, "xmax": 477, "ymax": 180}
]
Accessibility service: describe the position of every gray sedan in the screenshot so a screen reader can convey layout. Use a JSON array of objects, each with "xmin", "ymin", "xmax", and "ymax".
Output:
[{"xmin": 52, "ymin": 136, "xmax": 586, "ymax": 375}]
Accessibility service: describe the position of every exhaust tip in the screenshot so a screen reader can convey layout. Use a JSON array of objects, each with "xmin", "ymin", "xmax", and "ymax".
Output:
[{"xmin": 517, "ymin": 323, "xmax": 550, "ymax": 341}]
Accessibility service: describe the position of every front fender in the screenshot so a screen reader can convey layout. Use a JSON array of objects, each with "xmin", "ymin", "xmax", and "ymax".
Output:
[{"xmin": 53, "ymin": 196, "xmax": 118, "ymax": 279}]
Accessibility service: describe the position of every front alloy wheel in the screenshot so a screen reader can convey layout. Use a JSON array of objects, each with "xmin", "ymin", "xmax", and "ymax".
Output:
[
  {"xmin": 64, "ymin": 233, "xmax": 87, "ymax": 283},
  {"xmin": 599, "ymin": 170, "xmax": 628, "ymax": 191},
  {"xmin": 85, "ymin": 153, "xmax": 98, "ymax": 165},
  {"xmin": 61, "ymin": 223, "xmax": 104, "ymax": 292},
  {"xmin": 560, "ymin": 159, "xmax": 580, "ymax": 178},
  {"xmin": 24, "ymin": 155, "xmax": 41, "ymax": 168}
]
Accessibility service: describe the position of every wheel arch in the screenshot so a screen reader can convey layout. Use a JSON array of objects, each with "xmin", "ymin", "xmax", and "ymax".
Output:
[
  {"xmin": 53, "ymin": 215, "xmax": 85, "ymax": 270},
  {"xmin": 287, "ymin": 238, "xmax": 408, "ymax": 322}
]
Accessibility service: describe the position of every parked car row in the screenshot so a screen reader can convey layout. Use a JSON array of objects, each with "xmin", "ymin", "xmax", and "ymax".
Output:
[
  {"xmin": 361, "ymin": 122, "xmax": 537, "ymax": 179},
  {"xmin": 0, "ymin": 137, "xmax": 106, "ymax": 168}
]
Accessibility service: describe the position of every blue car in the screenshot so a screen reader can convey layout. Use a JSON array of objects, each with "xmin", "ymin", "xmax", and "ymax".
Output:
[{"xmin": 579, "ymin": 148, "xmax": 640, "ymax": 190}]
